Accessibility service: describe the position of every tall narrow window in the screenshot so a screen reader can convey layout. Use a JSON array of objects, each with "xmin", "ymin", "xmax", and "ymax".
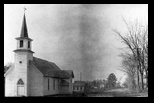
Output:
[
  {"xmin": 17, "ymin": 79, "xmax": 24, "ymax": 96},
  {"xmin": 28, "ymin": 41, "xmax": 30, "ymax": 48},
  {"xmin": 48, "ymin": 78, "xmax": 50, "ymax": 91},
  {"xmin": 53, "ymin": 79, "xmax": 55, "ymax": 90},
  {"xmin": 20, "ymin": 40, "xmax": 23, "ymax": 47}
]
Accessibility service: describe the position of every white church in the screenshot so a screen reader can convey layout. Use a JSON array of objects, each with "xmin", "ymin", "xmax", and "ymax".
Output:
[{"xmin": 4, "ymin": 12, "xmax": 74, "ymax": 97}]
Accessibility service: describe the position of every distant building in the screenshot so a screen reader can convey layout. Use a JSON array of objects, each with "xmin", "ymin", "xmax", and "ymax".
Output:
[
  {"xmin": 4, "ymin": 12, "xmax": 74, "ymax": 97},
  {"xmin": 99, "ymin": 84, "xmax": 105, "ymax": 88},
  {"xmin": 73, "ymin": 81, "xmax": 85, "ymax": 92}
]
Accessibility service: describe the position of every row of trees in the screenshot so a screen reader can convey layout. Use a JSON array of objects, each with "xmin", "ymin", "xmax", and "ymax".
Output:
[
  {"xmin": 113, "ymin": 18, "xmax": 148, "ymax": 92},
  {"xmin": 84, "ymin": 73, "xmax": 118, "ymax": 92}
]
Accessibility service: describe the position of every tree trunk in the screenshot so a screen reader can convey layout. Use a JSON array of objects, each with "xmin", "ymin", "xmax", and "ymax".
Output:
[
  {"xmin": 146, "ymin": 70, "xmax": 148, "ymax": 88},
  {"xmin": 146, "ymin": 77, "xmax": 148, "ymax": 88},
  {"xmin": 138, "ymin": 57, "xmax": 144, "ymax": 91},
  {"xmin": 132, "ymin": 77, "xmax": 136, "ymax": 91},
  {"xmin": 137, "ymin": 68, "xmax": 140, "ymax": 92},
  {"xmin": 140, "ymin": 72, "xmax": 144, "ymax": 91}
]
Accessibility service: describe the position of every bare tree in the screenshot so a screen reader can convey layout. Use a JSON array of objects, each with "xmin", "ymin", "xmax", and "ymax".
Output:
[
  {"xmin": 119, "ymin": 53, "xmax": 137, "ymax": 91},
  {"xmin": 113, "ymin": 17, "xmax": 148, "ymax": 91}
]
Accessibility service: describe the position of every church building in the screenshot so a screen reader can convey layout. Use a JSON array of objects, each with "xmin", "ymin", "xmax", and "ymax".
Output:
[{"xmin": 4, "ymin": 12, "xmax": 74, "ymax": 97}]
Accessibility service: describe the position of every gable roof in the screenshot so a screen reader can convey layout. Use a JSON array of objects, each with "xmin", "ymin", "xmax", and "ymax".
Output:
[
  {"xmin": 63, "ymin": 70, "xmax": 74, "ymax": 78},
  {"xmin": 31, "ymin": 57, "xmax": 74, "ymax": 79}
]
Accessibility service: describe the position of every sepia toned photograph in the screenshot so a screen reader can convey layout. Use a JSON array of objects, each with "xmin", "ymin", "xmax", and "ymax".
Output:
[{"xmin": 4, "ymin": 4, "xmax": 148, "ymax": 97}]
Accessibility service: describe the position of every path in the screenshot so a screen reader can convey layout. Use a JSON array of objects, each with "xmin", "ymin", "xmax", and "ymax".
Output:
[{"xmin": 87, "ymin": 88, "xmax": 148, "ymax": 97}]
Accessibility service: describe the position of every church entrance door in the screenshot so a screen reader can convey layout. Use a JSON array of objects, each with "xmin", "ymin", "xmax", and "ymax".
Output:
[
  {"xmin": 17, "ymin": 78, "xmax": 25, "ymax": 96},
  {"xmin": 17, "ymin": 86, "xmax": 25, "ymax": 96}
]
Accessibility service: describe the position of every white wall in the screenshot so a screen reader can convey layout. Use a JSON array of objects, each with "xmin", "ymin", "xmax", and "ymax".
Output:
[
  {"xmin": 73, "ymin": 86, "xmax": 84, "ymax": 92},
  {"xmin": 5, "ymin": 50, "xmax": 33, "ymax": 97},
  {"xmin": 5, "ymin": 67, "xmax": 15, "ymax": 97},
  {"xmin": 64, "ymin": 78, "xmax": 73, "ymax": 94},
  {"xmin": 29, "ymin": 64, "xmax": 43, "ymax": 96},
  {"xmin": 14, "ymin": 51, "xmax": 33, "ymax": 96},
  {"xmin": 43, "ymin": 77, "xmax": 59, "ymax": 96}
]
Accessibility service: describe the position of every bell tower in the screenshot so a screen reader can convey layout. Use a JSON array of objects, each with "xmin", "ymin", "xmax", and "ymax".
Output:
[
  {"xmin": 13, "ymin": 8, "xmax": 34, "ymax": 96},
  {"xmin": 14, "ymin": 13, "xmax": 34, "ymax": 53}
]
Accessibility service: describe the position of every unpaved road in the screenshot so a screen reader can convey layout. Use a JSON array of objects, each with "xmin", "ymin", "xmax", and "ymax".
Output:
[
  {"xmin": 46, "ymin": 88, "xmax": 148, "ymax": 97},
  {"xmin": 87, "ymin": 88, "xmax": 148, "ymax": 97}
]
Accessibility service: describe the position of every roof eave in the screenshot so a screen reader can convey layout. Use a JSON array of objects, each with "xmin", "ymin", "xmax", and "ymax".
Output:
[
  {"xmin": 13, "ymin": 49, "xmax": 35, "ymax": 53},
  {"xmin": 15, "ymin": 37, "xmax": 33, "ymax": 41}
]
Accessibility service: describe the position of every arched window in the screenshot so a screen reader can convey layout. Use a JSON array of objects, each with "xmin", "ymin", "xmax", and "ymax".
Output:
[
  {"xmin": 20, "ymin": 40, "xmax": 23, "ymax": 47},
  {"xmin": 28, "ymin": 41, "xmax": 30, "ymax": 48},
  {"xmin": 17, "ymin": 79, "xmax": 24, "ymax": 85}
]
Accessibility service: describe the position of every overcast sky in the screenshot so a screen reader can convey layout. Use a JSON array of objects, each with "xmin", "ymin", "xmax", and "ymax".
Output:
[{"xmin": 4, "ymin": 4, "xmax": 148, "ymax": 82}]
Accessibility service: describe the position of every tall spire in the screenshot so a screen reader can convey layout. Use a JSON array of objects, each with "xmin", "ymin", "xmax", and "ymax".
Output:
[
  {"xmin": 20, "ymin": 7, "xmax": 28, "ymax": 38},
  {"xmin": 14, "ymin": 7, "xmax": 34, "ymax": 54}
]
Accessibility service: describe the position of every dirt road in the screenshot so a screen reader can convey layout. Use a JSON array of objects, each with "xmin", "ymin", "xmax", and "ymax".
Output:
[{"xmin": 87, "ymin": 88, "xmax": 148, "ymax": 97}]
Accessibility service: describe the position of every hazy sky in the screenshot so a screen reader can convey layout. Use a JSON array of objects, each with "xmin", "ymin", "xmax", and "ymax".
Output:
[{"xmin": 4, "ymin": 4, "xmax": 148, "ymax": 82}]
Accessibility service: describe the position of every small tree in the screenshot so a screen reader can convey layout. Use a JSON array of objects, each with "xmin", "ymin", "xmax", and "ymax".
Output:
[
  {"xmin": 4, "ymin": 62, "xmax": 13, "ymax": 74},
  {"xmin": 106, "ymin": 73, "xmax": 117, "ymax": 89}
]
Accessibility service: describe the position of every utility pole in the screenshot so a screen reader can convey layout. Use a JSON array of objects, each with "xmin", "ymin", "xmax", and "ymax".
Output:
[{"xmin": 80, "ymin": 72, "xmax": 82, "ymax": 82}]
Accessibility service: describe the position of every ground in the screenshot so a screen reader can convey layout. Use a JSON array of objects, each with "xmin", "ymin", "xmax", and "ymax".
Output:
[
  {"xmin": 87, "ymin": 88, "xmax": 148, "ymax": 97},
  {"xmin": 46, "ymin": 87, "xmax": 148, "ymax": 97}
]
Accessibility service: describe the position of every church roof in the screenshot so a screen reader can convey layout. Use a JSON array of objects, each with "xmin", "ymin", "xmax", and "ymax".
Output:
[
  {"xmin": 31, "ymin": 57, "xmax": 74, "ymax": 79},
  {"xmin": 63, "ymin": 70, "xmax": 74, "ymax": 78},
  {"xmin": 13, "ymin": 49, "xmax": 34, "ymax": 53}
]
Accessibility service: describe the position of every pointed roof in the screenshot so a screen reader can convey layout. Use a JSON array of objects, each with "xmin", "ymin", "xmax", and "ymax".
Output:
[{"xmin": 20, "ymin": 13, "xmax": 28, "ymax": 38}]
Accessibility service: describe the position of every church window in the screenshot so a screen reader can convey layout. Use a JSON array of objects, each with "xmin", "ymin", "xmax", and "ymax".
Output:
[
  {"xmin": 17, "ymin": 79, "xmax": 24, "ymax": 85},
  {"xmin": 28, "ymin": 41, "xmax": 30, "ymax": 48},
  {"xmin": 48, "ymin": 78, "xmax": 50, "ymax": 91},
  {"xmin": 20, "ymin": 40, "xmax": 23, "ymax": 47},
  {"xmin": 53, "ymin": 79, "xmax": 55, "ymax": 90}
]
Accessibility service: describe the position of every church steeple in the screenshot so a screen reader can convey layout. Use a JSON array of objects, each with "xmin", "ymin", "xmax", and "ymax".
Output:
[
  {"xmin": 12, "ymin": 8, "xmax": 34, "ymax": 96},
  {"xmin": 20, "ymin": 13, "xmax": 28, "ymax": 38},
  {"xmin": 14, "ymin": 8, "xmax": 34, "ymax": 54}
]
